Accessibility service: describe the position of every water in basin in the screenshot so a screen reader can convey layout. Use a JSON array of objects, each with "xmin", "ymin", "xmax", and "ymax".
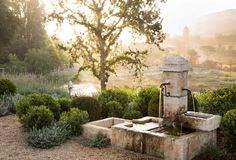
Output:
[
  {"xmin": 149, "ymin": 126, "xmax": 196, "ymax": 136},
  {"xmin": 125, "ymin": 122, "xmax": 160, "ymax": 131}
]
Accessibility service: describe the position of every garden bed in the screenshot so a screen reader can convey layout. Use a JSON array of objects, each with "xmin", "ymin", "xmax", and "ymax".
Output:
[{"xmin": 0, "ymin": 115, "xmax": 159, "ymax": 160}]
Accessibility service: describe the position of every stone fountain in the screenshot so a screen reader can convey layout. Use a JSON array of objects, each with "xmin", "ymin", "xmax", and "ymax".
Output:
[{"xmin": 82, "ymin": 56, "xmax": 221, "ymax": 160}]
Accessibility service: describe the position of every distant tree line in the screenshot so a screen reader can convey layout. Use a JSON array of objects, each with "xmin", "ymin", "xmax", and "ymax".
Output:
[{"xmin": 0, "ymin": 0, "xmax": 68, "ymax": 75}]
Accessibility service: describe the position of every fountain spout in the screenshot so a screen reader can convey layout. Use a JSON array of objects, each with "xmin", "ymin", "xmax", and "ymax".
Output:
[
  {"xmin": 159, "ymin": 82, "xmax": 171, "ymax": 117},
  {"xmin": 182, "ymin": 88, "xmax": 196, "ymax": 112}
]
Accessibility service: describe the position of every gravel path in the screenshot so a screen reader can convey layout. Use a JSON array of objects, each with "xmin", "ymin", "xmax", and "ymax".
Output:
[{"xmin": 0, "ymin": 115, "xmax": 160, "ymax": 160}]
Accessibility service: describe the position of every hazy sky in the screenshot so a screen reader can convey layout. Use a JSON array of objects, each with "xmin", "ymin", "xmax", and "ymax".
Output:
[{"xmin": 162, "ymin": 0, "xmax": 236, "ymax": 35}]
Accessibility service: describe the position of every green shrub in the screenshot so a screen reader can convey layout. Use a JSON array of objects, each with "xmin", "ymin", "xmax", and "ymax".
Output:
[
  {"xmin": 148, "ymin": 93, "xmax": 159, "ymax": 117},
  {"xmin": 27, "ymin": 121, "xmax": 71, "ymax": 149},
  {"xmin": 39, "ymin": 94, "xmax": 61, "ymax": 120},
  {"xmin": 196, "ymin": 85, "xmax": 236, "ymax": 115},
  {"xmin": 71, "ymin": 96, "xmax": 101, "ymax": 121},
  {"xmin": 16, "ymin": 94, "xmax": 61, "ymax": 120},
  {"xmin": 137, "ymin": 87, "xmax": 159, "ymax": 116},
  {"xmin": 98, "ymin": 88, "xmax": 130, "ymax": 118},
  {"xmin": 58, "ymin": 98, "xmax": 71, "ymax": 112},
  {"xmin": 16, "ymin": 96, "xmax": 31, "ymax": 118},
  {"xmin": 106, "ymin": 101, "xmax": 123, "ymax": 118},
  {"xmin": 221, "ymin": 109, "xmax": 236, "ymax": 148},
  {"xmin": 21, "ymin": 106, "xmax": 55, "ymax": 129},
  {"xmin": 199, "ymin": 145, "xmax": 227, "ymax": 160},
  {"xmin": 123, "ymin": 110, "xmax": 142, "ymax": 120},
  {"xmin": 60, "ymin": 108, "xmax": 88, "ymax": 135},
  {"xmin": 89, "ymin": 132, "xmax": 111, "ymax": 148},
  {"xmin": 123, "ymin": 101, "xmax": 142, "ymax": 119},
  {"xmin": 0, "ymin": 78, "xmax": 16, "ymax": 95}
]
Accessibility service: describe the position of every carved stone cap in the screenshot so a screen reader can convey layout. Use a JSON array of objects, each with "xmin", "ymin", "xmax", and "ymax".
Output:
[{"xmin": 160, "ymin": 56, "xmax": 191, "ymax": 72}]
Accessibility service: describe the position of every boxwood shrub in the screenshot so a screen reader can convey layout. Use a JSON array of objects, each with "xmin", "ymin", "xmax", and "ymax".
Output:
[
  {"xmin": 107, "ymin": 101, "xmax": 123, "ymax": 118},
  {"xmin": 21, "ymin": 105, "xmax": 54, "ymax": 129},
  {"xmin": 60, "ymin": 108, "xmax": 88, "ymax": 135},
  {"xmin": 123, "ymin": 101, "xmax": 142, "ymax": 120},
  {"xmin": 196, "ymin": 85, "xmax": 236, "ymax": 116},
  {"xmin": 221, "ymin": 109, "xmax": 236, "ymax": 149},
  {"xmin": 148, "ymin": 93, "xmax": 159, "ymax": 117},
  {"xmin": 0, "ymin": 78, "xmax": 16, "ymax": 95},
  {"xmin": 98, "ymin": 88, "xmax": 130, "ymax": 118},
  {"xmin": 137, "ymin": 87, "xmax": 159, "ymax": 116},
  {"xmin": 123, "ymin": 110, "xmax": 142, "ymax": 120},
  {"xmin": 71, "ymin": 96, "xmax": 101, "ymax": 121},
  {"xmin": 16, "ymin": 93, "xmax": 61, "ymax": 120},
  {"xmin": 57, "ymin": 98, "xmax": 71, "ymax": 113}
]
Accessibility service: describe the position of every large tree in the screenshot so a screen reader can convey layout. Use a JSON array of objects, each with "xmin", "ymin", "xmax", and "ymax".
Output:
[
  {"xmin": 10, "ymin": 0, "xmax": 48, "ymax": 60},
  {"xmin": 0, "ymin": 0, "xmax": 19, "ymax": 63},
  {"xmin": 49, "ymin": 0, "xmax": 166, "ymax": 90}
]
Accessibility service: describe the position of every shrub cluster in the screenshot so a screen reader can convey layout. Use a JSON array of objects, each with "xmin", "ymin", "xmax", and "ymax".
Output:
[
  {"xmin": 71, "ymin": 96, "xmax": 101, "ymax": 121},
  {"xmin": 16, "ymin": 93, "xmax": 61, "ymax": 120},
  {"xmin": 196, "ymin": 85, "xmax": 236, "ymax": 116},
  {"xmin": 0, "ymin": 78, "xmax": 16, "ymax": 95},
  {"xmin": 57, "ymin": 98, "xmax": 71, "ymax": 112},
  {"xmin": 98, "ymin": 88, "xmax": 130, "ymax": 118},
  {"xmin": 148, "ymin": 93, "xmax": 160, "ymax": 117},
  {"xmin": 106, "ymin": 101, "xmax": 123, "ymax": 118},
  {"xmin": 60, "ymin": 108, "xmax": 88, "ymax": 135},
  {"xmin": 137, "ymin": 87, "xmax": 159, "ymax": 116},
  {"xmin": 16, "ymin": 93, "xmax": 90, "ymax": 149},
  {"xmin": 27, "ymin": 121, "xmax": 71, "ymax": 149},
  {"xmin": 221, "ymin": 109, "xmax": 236, "ymax": 149},
  {"xmin": 21, "ymin": 106, "xmax": 54, "ymax": 129},
  {"xmin": 123, "ymin": 110, "xmax": 142, "ymax": 120}
]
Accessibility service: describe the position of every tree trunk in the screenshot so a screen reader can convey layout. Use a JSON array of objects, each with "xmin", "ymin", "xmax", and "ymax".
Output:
[
  {"xmin": 100, "ymin": 78, "xmax": 106, "ymax": 90},
  {"xmin": 100, "ymin": 52, "xmax": 107, "ymax": 90}
]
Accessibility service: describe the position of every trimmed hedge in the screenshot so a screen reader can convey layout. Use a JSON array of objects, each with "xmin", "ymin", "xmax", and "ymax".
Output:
[
  {"xmin": 71, "ymin": 96, "xmax": 101, "ymax": 121},
  {"xmin": 98, "ymin": 88, "xmax": 130, "ymax": 118},
  {"xmin": 221, "ymin": 109, "xmax": 236, "ymax": 149},
  {"xmin": 137, "ymin": 87, "xmax": 159, "ymax": 116},
  {"xmin": 16, "ymin": 94, "xmax": 61, "ymax": 120},
  {"xmin": 0, "ymin": 78, "xmax": 16, "ymax": 95},
  {"xmin": 123, "ymin": 110, "xmax": 142, "ymax": 120},
  {"xmin": 60, "ymin": 108, "xmax": 88, "ymax": 135},
  {"xmin": 196, "ymin": 85, "xmax": 236, "ymax": 116},
  {"xmin": 21, "ymin": 105, "xmax": 54, "ymax": 129},
  {"xmin": 107, "ymin": 101, "xmax": 123, "ymax": 118},
  {"xmin": 57, "ymin": 98, "xmax": 71, "ymax": 113},
  {"xmin": 148, "ymin": 93, "xmax": 159, "ymax": 117}
]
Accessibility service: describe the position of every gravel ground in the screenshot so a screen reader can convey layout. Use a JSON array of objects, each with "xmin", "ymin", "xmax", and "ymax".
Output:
[{"xmin": 0, "ymin": 115, "xmax": 160, "ymax": 160}]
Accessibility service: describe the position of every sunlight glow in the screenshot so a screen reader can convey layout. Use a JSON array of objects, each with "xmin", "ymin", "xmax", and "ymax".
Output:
[
  {"xmin": 43, "ymin": 0, "xmax": 146, "ymax": 45},
  {"xmin": 43, "ymin": 0, "xmax": 236, "ymax": 42}
]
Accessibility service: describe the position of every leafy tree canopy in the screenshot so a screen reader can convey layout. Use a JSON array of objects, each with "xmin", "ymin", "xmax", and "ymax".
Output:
[
  {"xmin": 0, "ymin": 0, "xmax": 20, "ymax": 63},
  {"xmin": 48, "ymin": 0, "xmax": 166, "ymax": 90},
  {"xmin": 9, "ymin": 0, "xmax": 48, "ymax": 60}
]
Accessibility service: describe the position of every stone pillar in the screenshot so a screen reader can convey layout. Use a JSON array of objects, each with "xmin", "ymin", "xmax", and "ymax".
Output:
[{"xmin": 160, "ymin": 56, "xmax": 191, "ymax": 120}]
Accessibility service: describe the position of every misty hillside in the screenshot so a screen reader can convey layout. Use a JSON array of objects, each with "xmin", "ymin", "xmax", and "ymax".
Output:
[{"xmin": 191, "ymin": 9, "xmax": 236, "ymax": 37}]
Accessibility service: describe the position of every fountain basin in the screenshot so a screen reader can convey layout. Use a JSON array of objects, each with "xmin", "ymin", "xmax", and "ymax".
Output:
[
  {"xmin": 82, "ymin": 117, "xmax": 130, "ymax": 139},
  {"xmin": 111, "ymin": 116, "xmax": 216, "ymax": 160},
  {"xmin": 178, "ymin": 111, "xmax": 221, "ymax": 131}
]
